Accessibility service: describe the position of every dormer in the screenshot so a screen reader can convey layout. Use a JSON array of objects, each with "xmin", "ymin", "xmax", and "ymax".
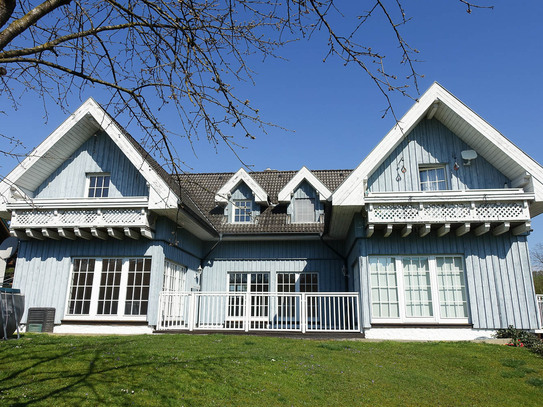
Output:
[
  {"xmin": 215, "ymin": 169, "xmax": 268, "ymax": 224},
  {"xmin": 278, "ymin": 167, "xmax": 332, "ymax": 223}
]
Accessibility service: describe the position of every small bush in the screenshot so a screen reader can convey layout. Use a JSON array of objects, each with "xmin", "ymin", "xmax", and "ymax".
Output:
[{"xmin": 495, "ymin": 326, "xmax": 543, "ymax": 357}]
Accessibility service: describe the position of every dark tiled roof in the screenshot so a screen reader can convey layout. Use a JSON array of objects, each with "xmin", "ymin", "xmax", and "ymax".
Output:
[{"xmin": 176, "ymin": 169, "xmax": 352, "ymax": 234}]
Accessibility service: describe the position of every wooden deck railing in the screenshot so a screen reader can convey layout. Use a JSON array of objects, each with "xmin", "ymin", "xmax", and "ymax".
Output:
[{"xmin": 157, "ymin": 291, "xmax": 360, "ymax": 333}]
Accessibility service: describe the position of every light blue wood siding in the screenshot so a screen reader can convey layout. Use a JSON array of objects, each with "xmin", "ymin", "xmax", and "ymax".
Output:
[
  {"xmin": 35, "ymin": 131, "xmax": 148, "ymax": 198},
  {"xmin": 354, "ymin": 232, "xmax": 538, "ymax": 330},
  {"xmin": 201, "ymin": 240, "xmax": 346, "ymax": 292},
  {"xmin": 13, "ymin": 216, "xmax": 203, "ymax": 326},
  {"xmin": 368, "ymin": 119, "xmax": 509, "ymax": 192}
]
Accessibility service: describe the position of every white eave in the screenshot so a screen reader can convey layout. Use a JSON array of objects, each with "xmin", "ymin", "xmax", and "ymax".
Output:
[
  {"xmin": 215, "ymin": 168, "xmax": 268, "ymax": 205},
  {"xmin": 332, "ymin": 82, "xmax": 543, "ymax": 213},
  {"xmin": 277, "ymin": 166, "xmax": 332, "ymax": 203},
  {"xmin": 0, "ymin": 97, "xmax": 179, "ymax": 217}
]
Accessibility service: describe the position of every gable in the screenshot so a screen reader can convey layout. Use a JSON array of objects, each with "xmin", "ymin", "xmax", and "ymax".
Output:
[
  {"xmin": 35, "ymin": 131, "xmax": 148, "ymax": 198},
  {"xmin": 367, "ymin": 118, "xmax": 509, "ymax": 192},
  {"xmin": 333, "ymin": 82, "xmax": 543, "ymax": 210},
  {"xmin": 215, "ymin": 168, "xmax": 268, "ymax": 205},
  {"xmin": 277, "ymin": 166, "xmax": 332, "ymax": 202}
]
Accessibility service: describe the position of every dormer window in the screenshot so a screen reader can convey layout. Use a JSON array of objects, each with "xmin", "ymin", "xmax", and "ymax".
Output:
[
  {"xmin": 419, "ymin": 166, "xmax": 447, "ymax": 191},
  {"xmin": 234, "ymin": 199, "xmax": 252, "ymax": 223},
  {"xmin": 293, "ymin": 197, "xmax": 316, "ymax": 223},
  {"xmin": 87, "ymin": 173, "xmax": 110, "ymax": 197}
]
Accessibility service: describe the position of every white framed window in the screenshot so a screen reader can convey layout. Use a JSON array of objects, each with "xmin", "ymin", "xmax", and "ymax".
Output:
[
  {"xmin": 66, "ymin": 257, "xmax": 151, "ymax": 320},
  {"xmin": 277, "ymin": 272, "xmax": 318, "ymax": 293},
  {"xmin": 162, "ymin": 260, "xmax": 187, "ymax": 292},
  {"xmin": 87, "ymin": 173, "xmax": 111, "ymax": 197},
  {"xmin": 419, "ymin": 166, "xmax": 447, "ymax": 191},
  {"xmin": 369, "ymin": 255, "xmax": 468, "ymax": 324},
  {"xmin": 293, "ymin": 198, "xmax": 316, "ymax": 223},
  {"xmin": 226, "ymin": 272, "xmax": 269, "ymax": 328},
  {"xmin": 233, "ymin": 199, "xmax": 252, "ymax": 223}
]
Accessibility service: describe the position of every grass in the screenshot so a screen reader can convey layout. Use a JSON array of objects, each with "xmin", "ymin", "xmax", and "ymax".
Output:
[{"xmin": 1, "ymin": 334, "xmax": 543, "ymax": 406}]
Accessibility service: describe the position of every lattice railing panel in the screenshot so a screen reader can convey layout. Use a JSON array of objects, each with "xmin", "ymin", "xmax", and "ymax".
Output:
[{"xmin": 369, "ymin": 201, "xmax": 529, "ymax": 224}]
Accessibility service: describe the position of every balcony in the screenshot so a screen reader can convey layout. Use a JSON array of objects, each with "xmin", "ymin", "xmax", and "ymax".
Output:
[
  {"xmin": 365, "ymin": 189, "xmax": 533, "ymax": 238},
  {"xmin": 8, "ymin": 197, "xmax": 153, "ymax": 240}
]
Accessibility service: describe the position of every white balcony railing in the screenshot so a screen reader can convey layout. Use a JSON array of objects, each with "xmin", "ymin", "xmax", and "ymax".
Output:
[
  {"xmin": 157, "ymin": 291, "xmax": 360, "ymax": 333},
  {"xmin": 537, "ymin": 294, "xmax": 543, "ymax": 329}
]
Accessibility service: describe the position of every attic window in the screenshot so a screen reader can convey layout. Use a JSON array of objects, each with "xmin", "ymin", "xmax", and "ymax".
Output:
[
  {"xmin": 87, "ymin": 174, "xmax": 110, "ymax": 197},
  {"xmin": 233, "ymin": 199, "xmax": 252, "ymax": 223},
  {"xmin": 419, "ymin": 166, "xmax": 447, "ymax": 191}
]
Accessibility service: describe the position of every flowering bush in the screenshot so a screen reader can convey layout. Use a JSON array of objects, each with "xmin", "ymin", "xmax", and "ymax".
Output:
[{"xmin": 495, "ymin": 326, "xmax": 542, "ymax": 355}]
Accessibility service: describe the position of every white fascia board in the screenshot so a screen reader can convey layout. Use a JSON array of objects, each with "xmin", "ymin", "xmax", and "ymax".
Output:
[
  {"xmin": 333, "ymin": 84, "xmax": 439, "ymax": 206},
  {"xmin": 215, "ymin": 168, "xmax": 268, "ymax": 205},
  {"xmin": 333, "ymin": 82, "xmax": 543, "ymax": 208},
  {"xmin": 0, "ymin": 98, "xmax": 179, "ymax": 212},
  {"xmin": 277, "ymin": 166, "xmax": 332, "ymax": 202},
  {"xmin": 83, "ymin": 100, "xmax": 178, "ymax": 210}
]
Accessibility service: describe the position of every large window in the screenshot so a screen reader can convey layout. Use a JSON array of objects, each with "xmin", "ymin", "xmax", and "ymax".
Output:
[
  {"xmin": 162, "ymin": 261, "xmax": 187, "ymax": 292},
  {"xmin": 227, "ymin": 272, "xmax": 270, "ymax": 329},
  {"xmin": 87, "ymin": 174, "xmax": 111, "ymax": 197},
  {"xmin": 419, "ymin": 166, "xmax": 447, "ymax": 191},
  {"xmin": 67, "ymin": 257, "xmax": 151, "ymax": 319},
  {"xmin": 277, "ymin": 272, "xmax": 319, "ymax": 321},
  {"xmin": 233, "ymin": 200, "xmax": 252, "ymax": 223},
  {"xmin": 370, "ymin": 256, "xmax": 468, "ymax": 323}
]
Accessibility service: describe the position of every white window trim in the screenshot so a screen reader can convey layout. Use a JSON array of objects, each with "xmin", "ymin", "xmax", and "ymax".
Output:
[
  {"xmin": 370, "ymin": 255, "xmax": 469, "ymax": 324},
  {"xmin": 163, "ymin": 260, "xmax": 187, "ymax": 292},
  {"xmin": 86, "ymin": 172, "xmax": 111, "ymax": 198},
  {"xmin": 64, "ymin": 257, "xmax": 151, "ymax": 321},
  {"xmin": 419, "ymin": 165, "xmax": 448, "ymax": 191},
  {"xmin": 232, "ymin": 199, "xmax": 253, "ymax": 223}
]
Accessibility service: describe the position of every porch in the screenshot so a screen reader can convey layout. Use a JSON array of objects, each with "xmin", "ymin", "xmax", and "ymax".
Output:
[{"xmin": 157, "ymin": 292, "xmax": 360, "ymax": 333}]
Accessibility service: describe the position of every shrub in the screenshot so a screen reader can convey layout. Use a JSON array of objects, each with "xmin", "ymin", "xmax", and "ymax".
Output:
[{"xmin": 495, "ymin": 326, "xmax": 543, "ymax": 356}]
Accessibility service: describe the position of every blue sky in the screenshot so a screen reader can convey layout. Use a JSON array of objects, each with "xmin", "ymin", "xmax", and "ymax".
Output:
[{"xmin": 2, "ymin": 1, "xmax": 543, "ymax": 246}]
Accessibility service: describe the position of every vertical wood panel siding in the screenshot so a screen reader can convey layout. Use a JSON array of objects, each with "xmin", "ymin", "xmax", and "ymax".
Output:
[
  {"xmin": 201, "ymin": 240, "xmax": 345, "ymax": 292},
  {"xmin": 13, "ymin": 216, "xmax": 203, "ymax": 326},
  {"xmin": 35, "ymin": 131, "xmax": 148, "ymax": 198},
  {"xmin": 367, "ymin": 119, "xmax": 510, "ymax": 192},
  {"xmin": 355, "ymin": 232, "xmax": 539, "ymax": 329}
]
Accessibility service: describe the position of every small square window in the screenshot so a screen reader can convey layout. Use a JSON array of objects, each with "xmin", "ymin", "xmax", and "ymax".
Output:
[
  {"xmin": 419, "ymin": 166, "xmax": 447, "ymax": 191},
  {"xmin": 233, "ymin": 200, "xmax": 252, "ymax": 223},
  {"xmin": 87, "ymin": 174, "xmax": 110, "ymax": 198}
]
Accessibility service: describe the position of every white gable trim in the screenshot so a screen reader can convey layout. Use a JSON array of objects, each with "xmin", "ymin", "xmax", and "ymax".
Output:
[
  {"xmin": 277, "ymin": 167, "xmax": 332, "ymax": 202},
  {"xmin": 0, "ymin": 98, "xmax": 178, "ymax": 215},
  {"xmin": 215, "ymin": 168, "xmax": 268, "ymax": 205},
  {"xmin": 333, "ymin": 82, "xmax": 543, "ymax": 208}
]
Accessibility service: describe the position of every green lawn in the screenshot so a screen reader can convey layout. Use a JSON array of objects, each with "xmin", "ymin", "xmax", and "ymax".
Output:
[{"xmin": 1, "ymin": 334, "xmax": 543, "ymax": 406}]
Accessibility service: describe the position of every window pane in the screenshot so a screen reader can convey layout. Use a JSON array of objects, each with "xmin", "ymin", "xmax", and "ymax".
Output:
[
  {"xmin": 294, "ymin": 198, "xmax": 315, "ymax": 223},
  {"xmin": 369, "ymin": 257, "xmax": 399, "ymax": 318},
  {"xmin": 67, "ymin": 258, "xmax": 95, "ymax": 315},
  {"xmin": 403, "ymin": 257, "xmax": 433, "ymax": 318},
  {"xmin": 124, "ymin": 258, "xmax": 151, "ymax": 316},
  {"xmin": 436, "ymin": 256, "xmax": 468, "ymax": 318}
]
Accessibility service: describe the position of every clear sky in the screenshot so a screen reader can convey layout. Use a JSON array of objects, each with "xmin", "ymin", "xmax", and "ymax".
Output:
[{"xmin": 2, "ymin": 1, "xmax": 543, "ymax": 246}]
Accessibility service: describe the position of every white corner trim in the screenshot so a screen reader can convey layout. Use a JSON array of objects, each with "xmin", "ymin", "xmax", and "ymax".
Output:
[
  {"xmin": 277, "ymin": 166, "xmax": 332, "ymax": 202},
  {"xmin": 215, "ymin": 168, "xmax": 268, "ymax": 205}
]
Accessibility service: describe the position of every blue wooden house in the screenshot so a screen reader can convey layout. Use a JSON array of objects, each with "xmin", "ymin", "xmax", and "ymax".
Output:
[{"xmin": 1, "ymin": 83, "xmax": 542, "ymax": 339}]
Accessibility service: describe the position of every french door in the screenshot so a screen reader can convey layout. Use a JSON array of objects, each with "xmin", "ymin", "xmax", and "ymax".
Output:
[{"xmin": 227, "ymin": 272, "xmax": 269, "ymax": 329}]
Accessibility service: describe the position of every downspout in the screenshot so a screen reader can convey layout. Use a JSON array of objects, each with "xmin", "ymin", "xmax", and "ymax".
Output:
[{"xmin": 319, "ymin": 233, "xmax": 349, "ymax": 291}]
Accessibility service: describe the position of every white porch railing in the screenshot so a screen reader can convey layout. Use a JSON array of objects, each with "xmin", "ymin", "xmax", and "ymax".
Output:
[
  {"xmin": 537, "ymin": 294, "xmax": 543, "ymax": 329},
  {"xmin": 157, "ymin": 292, "xmax": 360, "ymax": 333}
]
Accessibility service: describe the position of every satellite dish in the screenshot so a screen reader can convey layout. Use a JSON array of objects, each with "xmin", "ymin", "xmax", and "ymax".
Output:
[
  {"xmin": 0, "ymin": 237, "xmax": 18, "ymax": 260},
  {"xmin": 461, "ymin": 150, "xmax": 478, "ymax": 160}
]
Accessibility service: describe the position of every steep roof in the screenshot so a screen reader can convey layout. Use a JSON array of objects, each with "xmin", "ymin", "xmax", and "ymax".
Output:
[{"xmin": 177, "ymin": 169, "xmax": 351, "ymax": 235}]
